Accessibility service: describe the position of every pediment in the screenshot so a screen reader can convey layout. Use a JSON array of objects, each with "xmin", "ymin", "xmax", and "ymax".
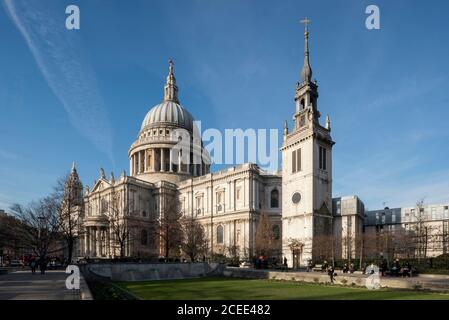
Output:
[{"xmin": 90, "ymin": 178, "xmax": 112, "ymax": 193}]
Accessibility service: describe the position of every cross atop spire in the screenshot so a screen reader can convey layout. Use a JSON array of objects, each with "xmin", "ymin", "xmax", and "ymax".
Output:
[
  {"xmin": 164, "ymin": 58, "xmax": 179, "ymax": 103},
  {"xmin": 300, "ymin": 17, "xmax": 313, "ymax": 83},
  {"xmin": 300, "ymin": 17, "xmax": 311, "ymax": 32}
]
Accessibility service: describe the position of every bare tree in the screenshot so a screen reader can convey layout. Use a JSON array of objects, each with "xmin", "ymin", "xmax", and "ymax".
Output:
[
  {"xmin": 109, "ymin": 190, "xmax": 132, "ymax": 258},
  {"xmin": 254, "ymin": 210, "xmax": 275, "ymax": 259},
  {"xmin": 10, "ymin": 198, "xmax": 61, "ymax": 261},
  {"xmin": 152, "ymin": 195, "xmax": 182, "ymax": 260},
  {"xmin": 412, "ymin": 199, "xmax": 433, "ymax": 261},
  {"xmin": 180, "ymin": 216, "xmax": 207, "ymax": 262},
  {"xmin": 312, "ymin": 234, "xmax": 334, "ymax": 264}
]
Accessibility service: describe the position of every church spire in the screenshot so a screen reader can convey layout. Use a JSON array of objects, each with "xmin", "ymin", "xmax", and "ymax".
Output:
[
  {"xmin": 300, "ymin": 18, "xmax": 312, "ymax": 83},
  {"xmin": 163, "ymin": 58, "xmax": 179, "ymax": 103}
]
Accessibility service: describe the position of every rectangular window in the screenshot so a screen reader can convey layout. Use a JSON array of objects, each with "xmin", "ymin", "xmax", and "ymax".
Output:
[
  {"xmin": 392, "ymin": 214, "xmax": 396, "ymax": 223},
  {"xmin": 444, "ymin": 206, "xmax": 449, "ymax": 219},
  {"xmin": 319, "ymin": 146, "xmax": 327, "ymax": 170},
  {"xmin": 292, "ymin": 150, "xmax": 296, "ymax": 173},
  {"xmin": 431, "ymin": 207, "xmax": 436, "ymax": 220},
  {"xmin": 291, "ymin": 149, "xmax": 301, "ymax": 173}
]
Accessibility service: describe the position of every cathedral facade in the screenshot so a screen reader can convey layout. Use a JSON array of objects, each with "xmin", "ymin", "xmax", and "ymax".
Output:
[{"xmin": 72, "ymin": 27, "xmax": 343, "ymax": 267}]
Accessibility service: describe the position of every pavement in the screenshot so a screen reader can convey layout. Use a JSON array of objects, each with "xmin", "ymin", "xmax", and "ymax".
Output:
[{"xmin": 0, "ymin": 270, "xmax": 81, "ymax": 300}]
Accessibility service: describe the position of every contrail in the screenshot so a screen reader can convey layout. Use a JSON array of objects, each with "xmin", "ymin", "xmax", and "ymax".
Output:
[{"xmin": 2, "ymin": 0, "xmax": 115, "ymax": 164}]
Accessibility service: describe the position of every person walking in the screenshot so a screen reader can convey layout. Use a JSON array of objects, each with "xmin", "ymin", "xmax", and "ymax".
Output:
[
  {"xmin": 327, "ymin": 265, "xmax": 335, "ymax": 284},
  {"xmin": 39, "ymin": 258, "xmax": 47, "ymax": 275},
  {"xmin": 283, "ymin": 257, "xmax": 288, "ymax": 271},
  {"xmin": 30, "ymin": 259, "xmax": 36, "ymax": 274}
]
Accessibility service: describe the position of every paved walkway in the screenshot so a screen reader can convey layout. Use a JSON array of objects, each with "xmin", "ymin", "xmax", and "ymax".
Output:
[{"xmin": 0, "ymin": 270, "xmax": 80, "ymax": 300}]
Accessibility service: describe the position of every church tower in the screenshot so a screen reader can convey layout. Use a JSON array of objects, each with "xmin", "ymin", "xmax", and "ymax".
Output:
[{"xmin": 281, "ymin": 20, "xmax": 335, "ymax": 268}]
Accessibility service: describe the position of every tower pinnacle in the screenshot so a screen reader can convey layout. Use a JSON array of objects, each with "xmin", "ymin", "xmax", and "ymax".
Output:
[
  {"xmin": 164, "ymin": 58, "xmax": 179, "ymax": 103},
  {"xmin": 300, "ymin": 18, "xmax": 312, "ymax": 83}
]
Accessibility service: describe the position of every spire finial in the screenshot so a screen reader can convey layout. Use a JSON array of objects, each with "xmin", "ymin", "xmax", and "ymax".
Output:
[
  {"xmin": 71, "ymin": 161, "xmax": 77, "ymax": 173},
  {"xmin": 326, "ymin": 114, "xmax": 331, "ymax": 131},
  {"xmin": 99, "ymin": 168, "xmax": 105, "ymax": 179},
  {"xmin": 283, "ymin": 120, "xmax": 289, "ymax": 140},
  {"xmin": 164, "ymin": 58, "xmax": 179, "ymax": 103},
  {"xmin": 300, "ymin": 18, "xmax": 313, "ymax": 83}
]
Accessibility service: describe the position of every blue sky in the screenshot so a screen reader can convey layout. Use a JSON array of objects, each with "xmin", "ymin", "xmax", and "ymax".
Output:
[{"xmin": 0, "ymin": 0, "xmax": 448, "ymax": 210}]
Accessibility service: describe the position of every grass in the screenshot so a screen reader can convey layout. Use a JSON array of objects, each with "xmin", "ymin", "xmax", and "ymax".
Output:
[{"xmin": 117, "ymin": 277, "xmax": 449, "ymax": 300}]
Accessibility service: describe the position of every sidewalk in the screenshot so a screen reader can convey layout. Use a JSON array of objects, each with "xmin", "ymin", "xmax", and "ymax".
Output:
[{"xmin": 0, "ymin": 270, "xmax": 81, "ymax": 300}]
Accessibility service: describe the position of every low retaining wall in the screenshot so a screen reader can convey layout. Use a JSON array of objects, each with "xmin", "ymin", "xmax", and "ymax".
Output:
[
  {"xmin": 223, "ymin": 267, "xmax": 449, "ymax": 292},
  {"xmin": 80, "ymin": 262, "xmax": 225, "ymax": 282},
  {"xmin": 79, "ymin": 273, "xmax": 93, "ymax": 300}
]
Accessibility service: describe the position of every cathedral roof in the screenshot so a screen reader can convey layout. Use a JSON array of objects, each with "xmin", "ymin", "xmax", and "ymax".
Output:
[{"xmin": 141, "ymin": 100, "xmax": 194, "ymax": 132}]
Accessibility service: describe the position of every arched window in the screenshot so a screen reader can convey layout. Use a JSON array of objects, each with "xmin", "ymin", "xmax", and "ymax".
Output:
[
  {"xmin": 141, "ymin": 229, "xmax": 148, "ymax": 246},
  {"xmin": 216, "ymin": 225, "xmax": 224, "ymax": 244},
  {"xmin": 272, "ymin": 225, "xmax": 280, "ymax": 240},
  {"xmin": 271, "ymin": 189, "xmax": 279, "ymax": 208}
]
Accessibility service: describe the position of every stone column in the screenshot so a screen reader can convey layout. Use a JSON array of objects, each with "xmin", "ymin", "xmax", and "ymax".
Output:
[
  {"xmin": 169, "ymin": 148, "xmax": 173, "ymax": 172},
  {"xmin": 151, "ymin": 148, "xmax": 156, "ymax": 172},
  {"xmin": 106, "ymin": 228, "xmax": 110, "ymax": 258},
  {"xmin": 95, "ymin": 227, "xmax": 101, "ymax": 257},
  {"xmin": 129, "ymin": 157, "xmax": 133, "ymax": 176},
  {"xmin": 144, "ymin": 149, "xmax": 147, "ymax": 173},
  {"xmin": 88, "ymin": 228, "xmax": 92, "ymax": 256},
  {"xmin": 160, "ymin": 148, "xmax": 165, "ymax": 172},
  {"xmin": 84, "ymin": 230, "xmax": 88, "ymax": 256},
  {"xmin": 137, "ymin": 151, "xmax": 141, "ymax": 174},
  {"xmin": 178, "ymin": 150, "xmax": 182, "ymax": 173},
  {"xmin": 90, "ymin": 228, "xmax": 93, "ymax": 256}
]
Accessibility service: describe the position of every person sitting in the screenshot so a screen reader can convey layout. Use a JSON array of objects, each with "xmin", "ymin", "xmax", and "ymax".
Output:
[
  {"xmin": 343, "ymin": 263, "xmax": 349, "ymax": 273},
  {"xmin": 349, "ymin": 262, "xmax": 355, "ymax": 273}
]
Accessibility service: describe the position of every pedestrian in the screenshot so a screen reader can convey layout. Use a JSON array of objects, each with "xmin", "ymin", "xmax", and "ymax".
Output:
[
  {"xmin": 306, "ymin": 260, "xmax": 312, "ymax": 272},
  {"xmin": 39, "ymin": 258, "xmax": 47, "ymax": 275},
  {"xmin": 343, "ymin": 263, "xmax": 349, "ymax": 273},
  {"xmin": 327, "ymin": 265, "xmax": 335, "ymax": 284},
  {"xmin": 30, "ymin": 259, "xmax": 36, "ymax": 274},
  {"xmin": 349, "ymin": 262, "xmax": 355, "ymax": 273},
  {"xmin": 283, "ymin": 257, "xmax": 288, "ymax": 271}
]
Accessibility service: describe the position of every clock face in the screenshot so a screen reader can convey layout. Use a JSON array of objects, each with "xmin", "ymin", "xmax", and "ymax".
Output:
[{"xmin": 292, "ymin": 192, "xmax": 301, "ymax": 204}]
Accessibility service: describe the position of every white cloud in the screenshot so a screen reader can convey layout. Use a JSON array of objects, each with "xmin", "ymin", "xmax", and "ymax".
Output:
[{"xmin": 2, "ymin": 0, "xmax": 114, "ymax": 163}]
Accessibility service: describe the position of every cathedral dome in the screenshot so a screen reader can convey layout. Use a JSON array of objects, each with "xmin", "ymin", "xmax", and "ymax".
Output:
[{"xmin": 141, "ymin": 100, "xmax": 194, "ymax": 132}]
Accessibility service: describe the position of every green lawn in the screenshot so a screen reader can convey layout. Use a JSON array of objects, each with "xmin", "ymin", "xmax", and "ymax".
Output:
[{"xmin": 118, "ymin": 277, "xmax": 449, "ymax": 300}]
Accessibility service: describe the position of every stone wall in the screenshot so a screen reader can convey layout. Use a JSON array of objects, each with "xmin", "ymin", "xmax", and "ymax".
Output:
[{"xmin": 80, "ymin": 262, "xmax": 225, "ymax": 282}]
